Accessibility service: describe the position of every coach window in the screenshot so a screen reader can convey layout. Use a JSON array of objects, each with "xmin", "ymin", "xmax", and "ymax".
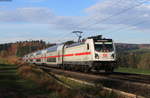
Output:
[
  {"xmin": 36, "ymin": 59, "xmax": 41, "ymax": 62},
  {"xmin": 47, "ymin": 58, "xmax": 56, "ymax": 62},
  {"xmin": 87, "ymin": 44, "xmax": 89, "ymax": 50}
]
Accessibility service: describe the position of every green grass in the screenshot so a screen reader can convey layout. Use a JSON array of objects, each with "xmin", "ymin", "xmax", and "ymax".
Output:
[
  {"xmin": 0, "ymin": 63, "xmax": 16, "ymax": 67},
  {"xmin": 115, "ymin": 67, "xmax": 150, "ymax": 75}
]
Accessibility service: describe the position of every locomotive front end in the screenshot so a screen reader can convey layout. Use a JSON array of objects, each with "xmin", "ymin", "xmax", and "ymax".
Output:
[
  {"xmin": 88, "ymin": 35, "xmax": 117, "ymax": 72},
  {"xmin": 94, "ymin": 39, "xmax": 116, "ymax": 61}
]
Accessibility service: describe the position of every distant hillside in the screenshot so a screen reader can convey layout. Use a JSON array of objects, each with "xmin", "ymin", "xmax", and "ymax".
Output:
[
  {"xmin": 115, "ymin": 43, "xmax": 150, "ymax": 52},
  {"xmin": 138, "ymin": 44, "xmax": 150, "ymax": 49},
  {"xmin": 116, "ymin": 43, "xmax": 150, "ymax": 69}
]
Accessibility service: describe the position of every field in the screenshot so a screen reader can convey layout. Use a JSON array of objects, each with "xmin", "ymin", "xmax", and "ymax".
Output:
[{"xmin": 115, "ymin": 67, "xmax": 150, "ymax": 75}]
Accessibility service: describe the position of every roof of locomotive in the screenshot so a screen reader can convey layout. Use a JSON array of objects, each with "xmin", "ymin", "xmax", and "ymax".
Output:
[
  {"xmin": 66, "ymin": 42, "xmax": 85, "ymax": 48},
  {"xmin": 87, "ymin": 35, "xmax": 112, "ymax": 42}
]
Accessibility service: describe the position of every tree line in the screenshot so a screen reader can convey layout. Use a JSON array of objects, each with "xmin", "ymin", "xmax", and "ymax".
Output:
[{"xmin": 0, "ymin": 40, "xmax": 55, "ymax": 57}]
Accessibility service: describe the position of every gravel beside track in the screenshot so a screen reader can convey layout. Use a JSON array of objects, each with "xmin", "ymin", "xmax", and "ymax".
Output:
[{"xmin": 38, "ymin": 66, "xmax": 150, "ymax": 98}]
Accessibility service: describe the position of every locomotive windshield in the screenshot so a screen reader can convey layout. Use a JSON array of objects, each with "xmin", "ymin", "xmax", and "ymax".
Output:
[{"xmin": 94, "ymin": 42, "xmax": 114, "ymax": 52}]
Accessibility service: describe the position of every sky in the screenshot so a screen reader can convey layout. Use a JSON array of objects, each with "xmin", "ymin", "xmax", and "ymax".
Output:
[{"xmin": 0, "ymin": 0, "xmax": 150, "ymax": 44}]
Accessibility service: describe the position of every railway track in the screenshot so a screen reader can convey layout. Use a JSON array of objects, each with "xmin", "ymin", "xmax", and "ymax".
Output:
[
  {"xmin": 38, "ymin": 65, "xmax": 150, "ymax": 98},
  {"xmin": 94, "ymin": 72, "xmax": 150, "ymax": 84}
]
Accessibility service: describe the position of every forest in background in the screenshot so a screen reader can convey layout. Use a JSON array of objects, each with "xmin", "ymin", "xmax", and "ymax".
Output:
[
  {"xmin": 0, "ymin": 40, "xmax": 150, "ymax": 69},
  {"xmin": 0, "ymin": 40, "xmax": 55, "ymax": 57}
]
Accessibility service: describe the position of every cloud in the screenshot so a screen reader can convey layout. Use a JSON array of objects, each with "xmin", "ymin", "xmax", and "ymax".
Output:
[
  {"xmin": 0, "ymin": 0, "xmax": 150, "ymax": 32},
  {"xmin": 84, "ymin": 0, "xmax": 150, "ymax": 31},
  {"xmin": 1, "ymin": 0, "xmax": 150, "ymax": 44},
  {"xmin": 0, "ymin": 7, "xmax": 84, "ymax": 30},
  {"xmin": 0, "ymin": 7, "xmax": 55, "ymax": 23}
]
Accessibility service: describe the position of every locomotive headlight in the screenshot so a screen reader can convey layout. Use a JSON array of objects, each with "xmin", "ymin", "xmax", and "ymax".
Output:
[{"xmin": 95, "ymin": 53, "xmax": 99, "ymax": 59}]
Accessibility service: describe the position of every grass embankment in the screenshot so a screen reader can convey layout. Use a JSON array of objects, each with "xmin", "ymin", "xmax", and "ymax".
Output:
[
  {"xmin": 0, "ymin": 56, "xmax": 66, "ymax": 98},
  {"xmin": 115, "ymin": 67, "xmax": 150, "ymax": 75},
  {"xmin": 18, "ymin": 64, "xmax": 117, "ymax": 98},
  {"xmin": 0, "ymin": 64, "xmax": 52, "ymax": 98}
]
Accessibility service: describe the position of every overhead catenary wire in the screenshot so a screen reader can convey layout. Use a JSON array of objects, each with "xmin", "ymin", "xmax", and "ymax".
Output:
[
  {"xmin": 53, "ymin": 0, "xmax": 148, "ymax": 43},
  {"xmin": 100, "ymin": 1, "xmax": 149, "ymax": 34},
  {"xmin": 54, "ymin": 31, "xmax": 78, "ymax": 44},
  {"xmin": 104, "ymin": 20, "xmax": 147, "ymax": 35},
  {"xmin": 83, "ymin": 0, "xmax": 149, "ymax": 38},
  {"xmin": 76, "ymin": 0, "xmax": 123, "ymax": 26},
  {"xmin": 52, "ymin": 0, "xmax": 123, "ymax": 41},
  {"xmin": 82, "ymin": 0, "xmax": 148, "ymax": 29}
]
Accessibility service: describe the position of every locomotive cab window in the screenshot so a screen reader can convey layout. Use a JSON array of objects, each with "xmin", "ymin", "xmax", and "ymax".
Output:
[{"xmin": 95, "ymin": 42, "xmax": 113, "ymax": 52}]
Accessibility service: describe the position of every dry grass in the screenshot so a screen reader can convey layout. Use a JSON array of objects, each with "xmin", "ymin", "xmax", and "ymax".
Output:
[
  {"xmin": 0, "ymin": 56, "xmax": 19, "ymax": 65},
  {"xmin": 18, "ymin": 64, "xmax": 73, "ymax": 98}
]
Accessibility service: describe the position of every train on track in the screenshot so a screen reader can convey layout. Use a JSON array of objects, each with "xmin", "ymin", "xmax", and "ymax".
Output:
[{"xmin": 23, "ymin": 35, "xmax": 117, "ymax": 72}]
